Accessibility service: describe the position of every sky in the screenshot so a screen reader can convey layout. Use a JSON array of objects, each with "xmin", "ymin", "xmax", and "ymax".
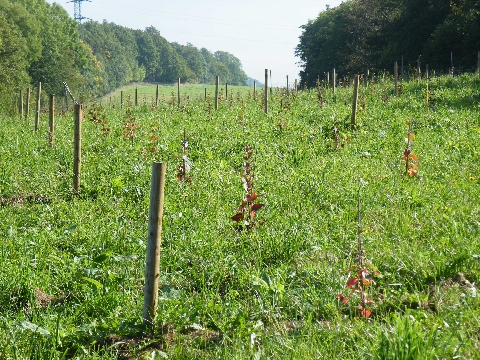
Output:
[{"xmin": 54, "ymin": 0, "xmax": 345, "ymax": 86}]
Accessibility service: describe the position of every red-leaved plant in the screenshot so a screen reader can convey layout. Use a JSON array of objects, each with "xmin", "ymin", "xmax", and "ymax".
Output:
[
  {"xmin": 403, "ymin": 120, "xmax": 418, "ymax": 177},
  {"xmin": 177, "ymin": 129, "xmax": 192, "ymax": 184},
  {"xmin": 231, "ymin": 145, "xmax": 265, "ymax": 230},
  {"xmin": 337, "ymin": 197, "xmax": 379, "ymax": 318}
]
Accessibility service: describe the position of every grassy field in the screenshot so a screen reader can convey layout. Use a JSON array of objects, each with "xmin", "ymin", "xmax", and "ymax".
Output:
[
  {"xmin": 0, "ymin": 75, "xmax": 479, "ymax": 359},
  {"xmin": 101, "ymin": 83, "xmax": 255, "ymax": 107}
]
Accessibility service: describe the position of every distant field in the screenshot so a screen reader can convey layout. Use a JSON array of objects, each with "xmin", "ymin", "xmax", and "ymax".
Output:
[{"xmin": 102, "ymin": 83, "xmax": 258, "ymax": 106}]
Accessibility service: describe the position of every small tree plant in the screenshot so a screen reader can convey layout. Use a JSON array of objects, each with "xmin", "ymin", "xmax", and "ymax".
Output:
[
  {"xmin": 403, "ymin": 120, "xmax": 418, "ymax": 177},
  {"xmin": 337, "ymin": 197, "xmax": 379, "ymax": 318},
  {"xmin": 231, "ymin": 145, "xmax": 265, "ymax": 230}
]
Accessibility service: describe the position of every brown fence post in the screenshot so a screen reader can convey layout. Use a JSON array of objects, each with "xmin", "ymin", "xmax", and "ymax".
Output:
[
  {"xmin": 351, "ymin": 74, "xmax": 360, "ymax": 126},
  {"xmin": 333, "ymin": 68, "xmax": 336, "ymax": 96},
  {"xmin": 49, "ymin": 94, "xmax": 55, "ymax": 147},
  {"xmin": 177, "ymin": 78, "xmax": 181, "ymax": 108},
  {"xmin": 215, "ymin": 76, "xmax": 219, "ymax": 110},
  {"xmin": 264, "ymin": 69, "xmax": 268, "ymax": 114},
  {"xmin": 19, "ymin": 90, "xmax": 24, "ymax": 118},
  {"xmin": 394, "ymin": 62, "xmax": 399, "ymax": 97},
  {"xmin": 155, "ymin": 85, "xmax": 159, "ymax": 107},
  {"xmin": 143, "ymin": 162, "xmax": 166, "ymax": 327},
  {"xmin": 26, "ymin": 87, "xmax": 30, "ymax": 118},
  {"xmin": 73, "ymin": 104, "xmax": 82, "ymax": 192},
  {"xmin": 35, "ymin": 82, "xmax": 41, "ymax": 132}
]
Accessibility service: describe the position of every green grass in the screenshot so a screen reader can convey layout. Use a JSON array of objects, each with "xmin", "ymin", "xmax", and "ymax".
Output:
[{"xmin": 0, "ymin": 75, "xmax": 479, "ymax": 359}]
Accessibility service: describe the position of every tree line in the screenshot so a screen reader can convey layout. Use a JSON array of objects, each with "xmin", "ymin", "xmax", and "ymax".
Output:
[
  {"xmin": 295, "ymin": 0, "xmax": 480, "ymax": 87},
  {"xmin": 0, "ymin": 0, "xmax": 247, "ymax": 111}
]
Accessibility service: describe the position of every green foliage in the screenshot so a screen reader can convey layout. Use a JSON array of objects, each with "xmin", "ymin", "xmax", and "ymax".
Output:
[{"xmin": 296, "ymin": 0, "xmax": 478, "ymax": 87}]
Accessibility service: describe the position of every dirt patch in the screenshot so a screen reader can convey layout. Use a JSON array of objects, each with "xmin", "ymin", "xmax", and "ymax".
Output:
[{"xmin": 0, "ymin": 193, "xmax": 51, "ymax": 206}]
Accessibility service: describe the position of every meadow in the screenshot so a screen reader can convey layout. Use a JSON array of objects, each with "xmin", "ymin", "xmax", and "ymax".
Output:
[{"xmin": 0, "ymin": 74, "xmax": 479, "ymax": 359}]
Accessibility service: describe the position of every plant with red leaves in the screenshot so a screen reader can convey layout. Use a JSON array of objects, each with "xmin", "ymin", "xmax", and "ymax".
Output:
[
  {"xmin": 122, "ymin": 96, "xmax": 140, "ymax": 145},
  {"xmin": 177, "ymin": 129, "xmax": 192, "ymax": 184},
  {"xmin": 231, "ymin": 145, "xmax": 265, "ymax": 230},
  {"xmin": 87, "ymin": 103, "xmax": 110, "ymax": 135},
  {"xmin": 403, "ymin": 120, "xmax": 419, "ymax": 177},
  {"xmin": 337, "ymin": 197, "xmax": 379, "ymax": 318}
]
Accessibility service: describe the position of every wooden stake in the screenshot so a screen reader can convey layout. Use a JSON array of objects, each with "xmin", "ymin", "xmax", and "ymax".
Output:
[
  {"xmin": 225, "ymin": 83, "xmax": 228, "ymax": 101},
  {"xmin": 215, "ymin": 76, "xmax": 219, "ymax": 110},
  {"xmin": 121, "ymin": 91, "xmax": 124, "ymax": 108},
  {"xmin": 333, "ymin": 68, "xmax": 336, "ymax": 96},
  {"xmin": 143, "ymin": 162, "xmax": 166, "ymax": 327},
  {"xmin": 264, "ymin": 69, "xmax": 268, "ymax": 114},
  {"xmin": 73, "ymin": 104, "xmax": 82, "ymax": 192},
  {"xmin": 155, "ymin": 85, "xmax": 159, "ymax": 107},
  {"xmin": 35, "ymin": 82, "xmax": 41, "ymax": 132},
  {"xmin": 49, "ymin": 94, "xmax": 55, "ymax": 147},
  {"xmin": 351, "ymin": 74, "xmax": 360, "ymax": 126},
  {"xmin": 478, "ymin": 51, "xmax": 480, "ymax": 76},
  {"xmin": 19, "ymin": 90, "xmax": 23, "ymax": 118},
  {"xmin": 26, "ymin": 87, "xmax": 30, "ymax": 117},
  {"xmin": 253, "ymin": 81, "xmax": 256, "ymax": 100},
  {"xmin": 135, "ymin": 87, "xmax": 138, "ymax": 106},
  {"xmin": 286, "ymin": 75, "xmax": 289, "ymax": 96},
  {"xmin": 177, "ymin": 78, "xmax": 181, "ymax": 108},
  {"xmin": 394, "ymin": 62, "xmax": 399, "ymax": 96}
]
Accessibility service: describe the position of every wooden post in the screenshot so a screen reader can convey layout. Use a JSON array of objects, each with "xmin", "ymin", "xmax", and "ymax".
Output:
[
  {"xmin": 143, "ymin": 162, "xmax": 166, "ymax": 326},
  {"xmin": 177, "ymin": 78, "xmax": 181, "ymax": 108},
  {"xmin": 333, "ymin": 68, "xmax": 336, "ymax": 96},
  {"xmin": 26, "ymin": 87, "xmax": 30, "ymax": 117},
  {"xmin": 286, "ymin": 75, "xmax": 289, "ymax": 96},
  {"xmin": 477, "ymin": 51, "xmax": 480, "ymax": 76},
  {"xmin": 426, "ymin": 79, "xmax": 429, "ymax": 115},
  {"xmin": 135, "ymin": 87, "xmax": 138, "ymax": 106},
  {"xmin": 327, "ymin": 72, "xmax": 330, "ymax": 88},
  {"xmin": 49, "ymin": 94, "xmax": 55, "ymax": 147},
  {"xmin": 253, "ymin": 81, "xmax": 256, "ymax": 100},
  {"xmin": 204, "ymin": 87, "xmax": 207, "ymax": 101},
  {"xmin": 394, "ymin": 62, "xmax": 399, "ymax": 97},
  {"xmin": 19, "ymin": 90, "xmax": 23, "ymax": 118},
  {"xmin": 264, "ymin": 69, "xmax": 268, "ymax": 114},
  {"xmin": 120, "ymin": 91, "xmax": 123, "ymax": 108},
  {"xmin": 351, "ymin": 74, "xmax": 360, "ymax": 126},
  {"xmin": 35, "ymin": 82, "xmax": 41, "ymax": 132},
  {"xmin": 225, "ymin": 82, "xmax": 228, "ymax": 101},
  {"xmin": 155, "ymin": 85, "xmax": 159, "ymax": 107},
  {"xmin": 269, "ymin": 70, "xmax": 272, "ymax": 95},
  {"xmin": 73, "ymin": 104, "xmax": 82, "ymax": 192},
  {"xmin": 215, "ymin": 76, "xmax": 219, "ymax": 110}
]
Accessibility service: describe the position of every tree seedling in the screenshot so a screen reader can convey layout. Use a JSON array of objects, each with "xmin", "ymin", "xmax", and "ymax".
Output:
[
  {"xmin": 231, "ymin": 145, "xmax": 265, "ymax": 230},
  {"xmin": 337, "ymin": 197, "xmax": 379, "ymax": 318},
  {"xmin": 87, "ymin": 103, "xmax": 110, "ymax": 135},
  {"xmin": 177, "ymin": 129, "xmax": 192, "ymax": 184},
  {"xmin": 122, "ymin": 96, "xmax": 140, "ymax": 145},
  {"xmin": 403, "ymin": 120, "xmax": 418, "ymax": 177}
]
